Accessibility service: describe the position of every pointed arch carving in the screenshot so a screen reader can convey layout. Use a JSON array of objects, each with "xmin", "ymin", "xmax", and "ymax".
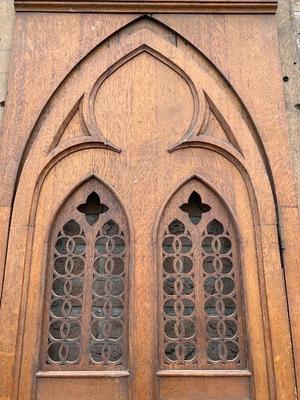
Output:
[
  {"xmin": 156, "ymin": 175, "xmax": 247, "ymax": 370},
  {"xmin": 1, "ymin": 10, "xmax": 298, "ymax": 400},
  {"xmin": 40, "ymin": 176, "xmax": 130, "ymax": 371},
  {"xmin": 169, "ymin": 92, "xmax": 243, "ymax": 155},
  {"xmin": 48, "ymin": 94, "xmax": 122, "ymax": 155},
  {"xmin": 16, "ymin": 14, "xmax": 273, "ymax": 194},
  {"xmin": 83, "ymin": 43, "xmax": 208, "ymax": 151}
]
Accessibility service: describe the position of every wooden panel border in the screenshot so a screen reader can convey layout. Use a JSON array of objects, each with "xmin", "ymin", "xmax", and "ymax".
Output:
[{"xmin": 14, "ymin": 0, "xmax": 278, "ymax": 14}]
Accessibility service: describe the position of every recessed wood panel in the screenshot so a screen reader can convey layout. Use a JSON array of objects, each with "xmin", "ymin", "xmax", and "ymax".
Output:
[
  {"xmin": 0, "ymin": 11, "xmax": 297, "ymax": 400},
  {"xmin": 36, "ymin": 377, "xmax": 129, "ymax": 400},
  {"xmin": 159, "ymin": 376, "xmax": 251, "ymax": 400},
  {"xmin": 94, "ymin": 52, "xmax": 194, "ymax": 150}
]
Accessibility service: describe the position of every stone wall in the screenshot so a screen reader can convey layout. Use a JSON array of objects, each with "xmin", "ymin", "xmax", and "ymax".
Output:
[
  {"xmin": 277, "ymin": 0, "xmax": 300, "ymax": 208},
  {"xmin": 0, "ymin": 0, "xmax": 299, "ymax": 203},
  {"xmin": 0, "ymin": 0, "xmax": 14, "ymax": 130}
]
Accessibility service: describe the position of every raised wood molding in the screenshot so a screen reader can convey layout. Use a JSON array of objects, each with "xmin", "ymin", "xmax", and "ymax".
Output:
[
  {"xmin": 156, "ymin": 369, "xmax": 252, "ymax": 376},
  {"xmin": 0, "ymin": 9, "xmax": 297, "ymax": 400},
  {"xmin": 14, "ymin": 0, "xmax": 278, "ymax": 14},
  {"xmin": 36, "ymin": 371, "xmax": 130, "ymax": 377}
]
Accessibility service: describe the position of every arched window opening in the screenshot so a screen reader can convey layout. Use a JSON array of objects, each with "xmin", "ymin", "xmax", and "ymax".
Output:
[
  {"xmin": 158, "ymin": 182, "xmax": 246, "ymax": 370},
  {"xmin": 41, "ymin": 180, "xmax": 129, "ymax": 371}
]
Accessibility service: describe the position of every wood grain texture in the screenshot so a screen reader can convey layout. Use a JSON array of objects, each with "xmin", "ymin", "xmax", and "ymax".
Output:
[
  {"xmin": 14, "ymin": 0, "xmax": 278, "ymax": 14},
  {"xmin": 159, "ymin": 376, "xmax": 251, "ymax": 400},
  {"xmin": 0, "ymin": 10, "xmax": 298, "ymax": 400},
  {"xmin": 157, "ymin": 369, "xmax": 252, "ymax": 376},
  {"xmin": 36, "ymin": 376, "xmax": 129, "ymax": 400}
]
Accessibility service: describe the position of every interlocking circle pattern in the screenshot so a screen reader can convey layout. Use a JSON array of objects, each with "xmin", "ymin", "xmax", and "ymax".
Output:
[
  {"xmin": 47, "ymin": 219, "xmax": 86, "ymax": 365},
  {"xmin": 202, "ymin": 219, "xmax": 239, "ymax": 364},
  {"xmin": 90, "ymin": 219, "xmax": 126, "ymax": 365},
  {"xmin": 162, "ymin": 219, "xmax": 197, "ymax": 364}
]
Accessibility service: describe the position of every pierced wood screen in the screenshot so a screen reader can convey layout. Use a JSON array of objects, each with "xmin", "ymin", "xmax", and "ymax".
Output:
[
  {"xmin": 159, "ymin": 185, "xmax": 246, "ymax": 370},
  {"xmin": 41, "ymin": 181, "xmax": 129, "ymax": 370}
]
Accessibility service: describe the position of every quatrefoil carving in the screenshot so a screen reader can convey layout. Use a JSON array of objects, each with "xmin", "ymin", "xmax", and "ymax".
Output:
[
  {"xmin": 77, "ymin": 192, "xmax": 109, "ymax": 226},
  {"xmin": 180, "ymin": 191, "xmax": 211, "ymax": 225}
]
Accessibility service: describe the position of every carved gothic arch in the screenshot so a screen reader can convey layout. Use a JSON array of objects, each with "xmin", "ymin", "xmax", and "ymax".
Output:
[
  {"xmin": 154, "ymin": 174, "xmax": 247, "ymax": 370},
  {"xmin": 153, "ymin": 174, "xmax": 244, "ymax": 241},
  {"xmin": 40, "ymin": 174, "xmax": 132, "ymax": 371},
  {"xmin": 10, "ymin": 15, "xmax": 275, "ymax": 230},
  {"xmin": 0, "ymin": 13, "xmax": 294, "ymax": 400},
  {"xmin": 15, "ymin": 16, "xmax": 275, "ymax": 214}
]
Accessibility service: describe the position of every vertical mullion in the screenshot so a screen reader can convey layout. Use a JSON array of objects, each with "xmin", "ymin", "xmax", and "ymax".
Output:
[
  {"xmin": 193, "ymin": 223, "xmax": 207, "ymax": 368},
  {"xmin": 80, "ymin": 226, "xmax": 96, "ymax": 369}
]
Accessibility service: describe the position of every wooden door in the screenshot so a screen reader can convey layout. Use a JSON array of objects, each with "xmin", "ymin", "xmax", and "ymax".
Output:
[{"xmin": 0, "ymin": 11, "xmax": 297, "ymax": 400}]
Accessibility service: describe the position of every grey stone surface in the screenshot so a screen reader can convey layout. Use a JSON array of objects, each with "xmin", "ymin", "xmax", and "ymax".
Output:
[
  {"xmin": 277, "ymin": 0, "xmax": 300, "ymax": 209},
  {"xmin": 0, "ymin": 0, "xmax": 14, "ymax": 125}
]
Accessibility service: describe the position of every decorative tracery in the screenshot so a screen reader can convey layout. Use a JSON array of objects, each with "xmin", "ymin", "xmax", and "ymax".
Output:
[
  {"xmin": 42, "ymin": 182, "xmax": 129, "ymax": 370},
  {"xmin": 202, "ymin": 219, "xmax": 239, "ymax": 364},
  {"xmin": 159, "ymin": 183, "xmax": 245, "ymax": 370},
  {"xmin": 90, "ymin": 220, "xmax": 126, "ymax": 365},
  {"xmin": 162, "ymin": 219, "xmax": 197, "ymax": 364},
  {"xmin": 48, "ymin": 220, "xmax": 86, "ymax": 365}
]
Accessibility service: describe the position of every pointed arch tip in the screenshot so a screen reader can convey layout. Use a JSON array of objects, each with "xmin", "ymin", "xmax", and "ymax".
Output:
[
  {"xmin": 153, "ymin": 172, "xmax": 242, "ymax": 243},
  {"xmin": 20, "ymin": 14, "xmax": 247, "ymax": 172},
  {"xmin": 47, "ymin": 172, "xmax": 134, "ymax": 238},
  {"xmin": 17, "ymin": 12, "xmax": 275, "ymax": 219},
  {"xmin": 86, "ymin": 41, "xmax": 206, "ymax": 149}
]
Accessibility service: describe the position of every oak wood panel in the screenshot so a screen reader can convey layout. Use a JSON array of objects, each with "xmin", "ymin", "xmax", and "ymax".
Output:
[
  {"xmin": 0, "ymin": 10, "xmax": 298, "ymax": 400},
  {"xmin": 159, "ymin": 376, "xmax": 251, "ymax": 400},
  {"xmin": 36, "ymin": 376, "xmax": 129, "ymax": 400},
  {"xmin": 14, "ymin": 0, "xmax": 278, "ymax": 13},
  {"xmin": 0, "ymin": 13, "xmax": 137, "ymax": 304},
  {"xmin": 157, "ymin": 14, "xmax": 300, "ymax": 397},
  {"xmin": 15, "ymin": 148, "xmax": 268, "ymax": 399}
]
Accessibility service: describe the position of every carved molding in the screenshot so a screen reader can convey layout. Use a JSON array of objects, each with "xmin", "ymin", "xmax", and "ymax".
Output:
[
  {"xmin": 157, "ymin": 177, "xmax": 246, "ymax": 369},
  {"xmin": 14, "ymin": 0, "xmax": 278, "ymax": 14},
  {"xmin": 49, "ymin": 96, "xmax": 121, "ymax": 154},
  {"xmin": 84, "ymin": 43, "xmax": 208, "ymax": 153},
  {"xmin": 19, "ymin": 17, "xmax": 265, "ymax": 193},
  {"xmin": 169, "ymin": 92, "xmax": 243, "ymax": 155}
]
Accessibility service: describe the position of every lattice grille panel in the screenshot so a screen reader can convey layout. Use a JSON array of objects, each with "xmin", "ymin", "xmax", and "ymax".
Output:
[
  {"xmin": 90, "ymin": 220, "xmax": 126, "ymax": 365},
  {"xmin": 42, "ymin": 184, "xmax": 129, "ymax": 371},
  {"xmin": 159, "ymin": 187, "xmax": 245, "ymax": 370},
  {"xmin": 47, "ymin": 220, "xmax": 86, "ymax": 365},
  {"xmin": 162, "ymin": 219, "xmax": 197, "ymax": 364}
]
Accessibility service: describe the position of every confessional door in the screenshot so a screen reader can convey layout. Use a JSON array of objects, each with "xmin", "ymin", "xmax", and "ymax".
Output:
[{"xmin": 7, "ymin": 16, "xmax": 294, "ymax": 400}]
